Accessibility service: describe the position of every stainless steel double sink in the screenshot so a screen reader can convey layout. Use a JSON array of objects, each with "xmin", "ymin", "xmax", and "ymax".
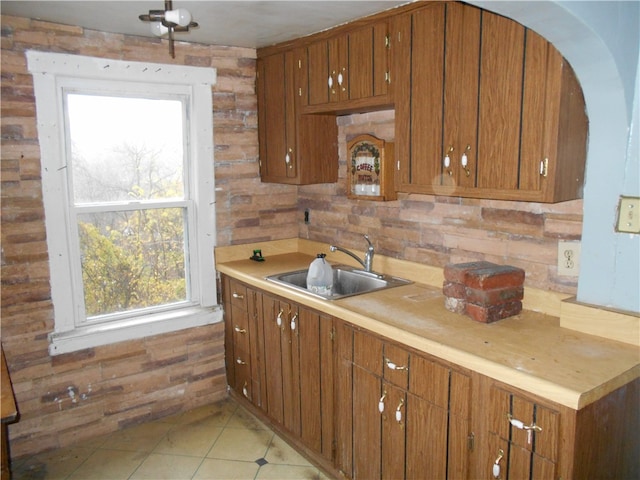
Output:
[{"xmin": 266, "ymin": 265, "xmax": 411, "ymax": 300}]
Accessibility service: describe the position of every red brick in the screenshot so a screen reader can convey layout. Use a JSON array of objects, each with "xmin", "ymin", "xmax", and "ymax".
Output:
[
  {"xmin": 464, "ymin": 286, "xmax": 524, "ymax": 306},
  {"xmin": 443, "ymin": 281, "xmax": 466, "ymax": 299},
  {"xmin": 464, "ymin": 265, "xmax": 525, "ymax": 290},
  {"xmin": 443, "ymin": 261, "xmax": 497, "ymax": 283},
  {"xmin": 465, "ymin": 301, "xmax": 523, "ymax": 323}
]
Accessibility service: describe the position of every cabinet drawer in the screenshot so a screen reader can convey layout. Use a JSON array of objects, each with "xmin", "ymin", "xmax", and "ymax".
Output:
[
  {"xmin": 408, "ymin": 353, "xmax": 449, "ymax": 409},
  {"xmin": 233, "ymin": 347, "xmax": 252, "ymax": 399},
  {"xmin": 230, "ymin": 305, "xmax": 250, "ymax": 353},
  {"xmin": 383, "ymin": 343, "xmax": 409, "ymax": 389},
  {"xmin": 353, "ymin": 329, "xmax": 383, "ymax": 375},
  {"xmin": 228, "ymin": 278, "xmax": 247, "ymax": 309}
]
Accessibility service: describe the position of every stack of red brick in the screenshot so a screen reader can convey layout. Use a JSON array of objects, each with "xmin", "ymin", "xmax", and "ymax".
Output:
[{"xmin": 443, "ymin": 261, "xmax": 525, "ymax": 323}]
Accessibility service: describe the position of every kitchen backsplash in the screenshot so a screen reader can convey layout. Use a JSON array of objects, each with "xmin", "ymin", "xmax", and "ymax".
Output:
[{"xmin": 298, "ymin": 110, "xmax": 582, "ymax": 295}]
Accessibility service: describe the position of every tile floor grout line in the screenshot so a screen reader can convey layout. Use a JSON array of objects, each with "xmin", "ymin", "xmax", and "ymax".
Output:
[{"xmin": 189, "ymin": 423, "xmax": 228, "ymax": 480}]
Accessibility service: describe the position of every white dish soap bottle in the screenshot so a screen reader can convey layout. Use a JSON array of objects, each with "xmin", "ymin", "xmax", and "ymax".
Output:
[{"xmin": 306, "ymin": 253, "xmax": 333, "ymax": 296}]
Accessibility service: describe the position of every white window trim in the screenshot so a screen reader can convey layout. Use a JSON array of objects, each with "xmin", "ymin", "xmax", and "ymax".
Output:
[{"xmin": 27, "ymin": 51, "xmax": 221, "ymax": 355}]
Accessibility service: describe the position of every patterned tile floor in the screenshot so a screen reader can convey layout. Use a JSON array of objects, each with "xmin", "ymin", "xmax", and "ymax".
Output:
[{"xmin": 11, "ymin": 397, "xmax": 330, "ymax": 480}]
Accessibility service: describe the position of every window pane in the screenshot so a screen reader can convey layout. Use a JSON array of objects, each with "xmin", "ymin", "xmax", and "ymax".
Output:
[
  {"xmin": 67, "ymin": 94, "xmax": 185, "ymax": 203},
  {"xmin": 78, "ymin": 208, "xmax": 187, "ymax": 318}
]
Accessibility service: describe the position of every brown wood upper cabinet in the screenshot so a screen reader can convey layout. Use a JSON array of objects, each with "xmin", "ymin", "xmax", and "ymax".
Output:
[
  {"xmin": 257, "ymin": 49, "xmax": 338, "ymax": 185},
  {"xmin": 393, "ymin": 2, "xmax": 587, "ymax": 202},
  {"xmin": 304, "ymin": 21, "xmax": 392, "ymax": 113}
]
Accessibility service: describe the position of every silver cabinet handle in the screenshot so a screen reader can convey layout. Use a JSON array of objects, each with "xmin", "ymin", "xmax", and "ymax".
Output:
[
  {"xmin": 234, "ymin": 325, "xmax": 246, "ymax": 334},
  {"xmin": 232, "ymin": 292, "xmax": 244, "ymax": 299}
]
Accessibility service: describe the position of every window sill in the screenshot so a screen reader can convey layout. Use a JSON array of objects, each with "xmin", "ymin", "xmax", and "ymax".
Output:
[{"xmin": 48, "ymin": 305, "xmax": 223, "ymax": 356}]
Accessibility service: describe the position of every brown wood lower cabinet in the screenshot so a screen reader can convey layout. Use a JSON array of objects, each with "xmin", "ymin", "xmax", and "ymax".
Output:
[
  {"xmin": 260, "ymin": 292, "xmax": 334, "ymax": 458},
  {"xmin": 223, "ymin": 275, "xmax": 335, "ymax": 467},
  {"xmin": 335, "ymin": 325, "xmax": 472, "ymax": 479},
  {"xmin": 221, "ymin": 275, "xmax": 639, "ymax": 479}
]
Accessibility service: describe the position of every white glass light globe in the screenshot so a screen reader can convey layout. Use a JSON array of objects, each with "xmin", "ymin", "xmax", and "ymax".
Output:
[
  {"xmin": 165, "ymin": 8, "xmax": 192, "ymax": 27},
  {"xmin": 150, "ymin": 21, "xmax": 169, "ymax": 36}
]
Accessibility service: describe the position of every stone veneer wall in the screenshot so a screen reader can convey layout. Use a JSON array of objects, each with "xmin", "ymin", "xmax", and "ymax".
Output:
[{"xmin": 298, "ymin": 110, "xmax": 583, "ymax": 294}]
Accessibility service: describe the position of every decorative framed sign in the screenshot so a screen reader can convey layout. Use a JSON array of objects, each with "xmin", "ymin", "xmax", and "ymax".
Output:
[{"xmin": 347, "ymin": 134, "xmax": 396, "ymax": 201}]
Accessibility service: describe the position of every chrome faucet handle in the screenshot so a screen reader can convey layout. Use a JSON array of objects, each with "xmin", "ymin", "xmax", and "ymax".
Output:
[{"xmin": 363, "ymin": 234, "xmax": 373, "ymax": 249}]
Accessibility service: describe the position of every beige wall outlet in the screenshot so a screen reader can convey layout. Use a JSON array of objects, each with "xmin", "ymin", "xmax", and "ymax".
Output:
[{"xmin": 558, "ymin": 241, "xmax": 581, "ymax": 277}]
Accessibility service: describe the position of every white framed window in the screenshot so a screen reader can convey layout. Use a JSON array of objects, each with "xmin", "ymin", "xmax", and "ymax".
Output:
[{"xmin": 27, "ymin": 51, "xmax": 221, "ymax": 355}]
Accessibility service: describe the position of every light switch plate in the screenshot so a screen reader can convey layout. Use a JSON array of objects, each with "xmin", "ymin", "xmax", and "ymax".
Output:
[{"xmin": 616, "ymin": 196, "xmax": 640, "ymax": 234}]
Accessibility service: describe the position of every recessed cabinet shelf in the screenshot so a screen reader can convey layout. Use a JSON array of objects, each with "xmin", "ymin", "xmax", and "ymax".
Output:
[{"xmin": 347, "ymin": 134, "xmax": 396, "ymax": 202}]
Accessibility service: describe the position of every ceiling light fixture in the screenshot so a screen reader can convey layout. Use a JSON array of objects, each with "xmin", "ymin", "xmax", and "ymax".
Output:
[{"xmin": 138, "ymin": 1, "xmax": 198, "ymax": 58}]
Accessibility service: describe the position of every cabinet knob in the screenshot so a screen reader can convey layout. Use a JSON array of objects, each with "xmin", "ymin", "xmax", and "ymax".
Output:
[
  {"xmin": 290, "ymin": 313, "xmax": 298, "ymax": 332},
  {"xmin": 242, "ymin": 381, "xmax": 249, "ymax": 398},
  {"xmin": 276, "ymin": 308, "xmax": 283, "ymax": 327},
  {"xmin": 232, "ymin": 292, "xmax": 244, "ymax": 299},
  {"xmin": 236, "ymin": 357, "xmax": 247, "ymax": 365},
  {"xmin": 234, "ymin": 325, "xmax": 247, "ymax": 334}
]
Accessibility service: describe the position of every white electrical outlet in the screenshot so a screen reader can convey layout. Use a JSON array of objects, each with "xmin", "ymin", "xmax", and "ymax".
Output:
[
  {"xmin": 616, "ymin": 196, "xmax": 640, "ymax": 234},
  {"xmin": 557, "ymin": 241, "xmax": 581, "ymax": 277}
]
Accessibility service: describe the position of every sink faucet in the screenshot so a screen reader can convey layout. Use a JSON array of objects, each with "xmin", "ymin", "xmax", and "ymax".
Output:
[{"xmin": 330, "ymin": 234, "xmax": 375, "ymax": 273}]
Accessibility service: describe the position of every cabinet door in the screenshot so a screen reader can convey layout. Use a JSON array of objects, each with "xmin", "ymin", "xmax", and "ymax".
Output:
[
  {"xmin": 353, "ymin": 365, "xmax": 382, "ymax": 480},
  {"xmin": 382, "ymin": 382, "xmax": 406, "ymax": 480},
  {"xmin": 258, "ymin": 49, "xmax": 338, "ymax": 185},
  {"xmin": 297, "ymin": 307, "xmax": 322, "ymax": 452},
  {"xmin": 335, "ymin": 321, "xmax": 354, "ymax": 478},
  {"xmin": 442, "ymin": 2, "xmax": 480, "ymax": 189},
  {"xmin": 307, "ymin": 40, "xmax": 331, "ymax": 106},
  {"xmin": 475, "ymin": 11, "xmax": 525, "ymax": 191},
  {"xmin": 261, "ymin": 293, "xmax": 285, "ymax": 424},
  {"xmin": 280, "ymin": 300, "xmax": 300, "ymax": 435},
  {"xmin": 394, "ymin": 3, "xmax": 445, "ymax": 191},
  {"xmin": 405, "ymin": 391, "xmax": 448, "ymax": 479},
  {"xmin": 257, "ymin": 53, "xmax": 292, "ymax": 180},
  {"xmin": 348, "ymin": 22, "xmax": 390, "ymax": 101},
  {"xmin": 306, "ymin": 36, "xmax": 346, "ymax": 105},
  {"xmin": 406, "ymin": 353, "xmax": 454, "ymax": 479}
]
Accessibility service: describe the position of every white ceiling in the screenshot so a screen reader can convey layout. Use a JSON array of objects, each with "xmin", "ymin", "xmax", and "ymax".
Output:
[{"xmin": 1, "ymin": 1, "xmax": 411, "ymax": 49}]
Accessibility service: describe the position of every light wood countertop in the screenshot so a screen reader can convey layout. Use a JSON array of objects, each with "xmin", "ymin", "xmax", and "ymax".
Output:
[{"xmin": 216, "ymin": 250, "xmax": 639, "ymax": 410}]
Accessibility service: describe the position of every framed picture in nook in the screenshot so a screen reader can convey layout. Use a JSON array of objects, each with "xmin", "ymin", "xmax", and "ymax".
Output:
[{"xmin": 347, "ymin": 134, "xmax": 396, "ymax": 201}]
